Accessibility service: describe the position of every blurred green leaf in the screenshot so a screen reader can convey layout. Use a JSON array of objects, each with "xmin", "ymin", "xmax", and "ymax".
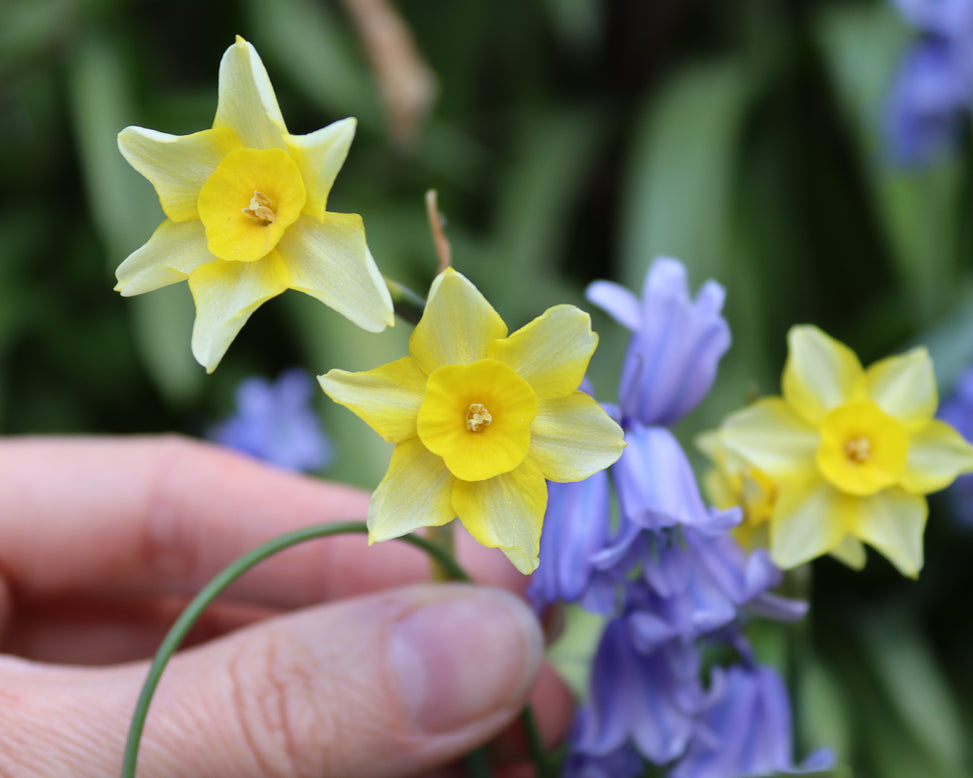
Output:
[
  {"xmin": 129, "ymin": 286, "xmax": 202, "ymax": 405},
  {"xmin": 547, "ymin": 605, "xmax": 604, "ymax": 699},
  {"xmin": 860, "ymin": 609, "xmax": 966, "ymax": 776},
  {"xmin": 243, "ymin": 0, "xmax": 382, "ymax": 131},
  {"xmin": 68, "ymin": 26, "xmax": 202, "ymax": 401},
  {"xmin": 816, "ymin": 2, "xmax": 963, "ymax": 327},
  {"xmin": 0, "ymin": 0, "xmax": 80, "ymax": 81},
  {"xmin": 67, "ymin": 27, "xmax": 159, "ymax": 260},
  {"xmin": 620, "ymin": 57, "xmax": 752, "ymax": 290}
]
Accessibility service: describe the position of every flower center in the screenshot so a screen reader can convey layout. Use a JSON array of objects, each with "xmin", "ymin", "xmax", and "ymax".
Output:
[
  {"xmin": 242, "ymin": 190, "xmax": 278, "ymax": 225},
  {"xmin": 197, "ymin": 147, "xmax": 306, "ymax": 262},
  {"xmin": 816, "ymin": 399, "xmax": 908, "ymax": 496},
  {"xmin": 466, "ymin": 403, "xmax": 492, "ymax": 432},
  {"xmin": 843, "ymin": 435, "xmax": 871, "ymax": 464},
  {"xmin": 417, "ymin": 359, "xmax": 538, "ymax": 481}
]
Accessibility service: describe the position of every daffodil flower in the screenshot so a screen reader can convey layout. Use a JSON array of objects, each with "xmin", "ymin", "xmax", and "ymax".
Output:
[
  {"xmin": 720, "ymin": 325, "xmax": 973, "ymax": 576},
  {"xmin": 696, "ymin": 428, "xmax": 778, "ymax": 552},
  {"xmin": 319, "ymin": 268, "xmax": 626, "ymax": 573},
  {"xmin": 115, "ymin": 36, "xmax": 393, "ymax": 372}
]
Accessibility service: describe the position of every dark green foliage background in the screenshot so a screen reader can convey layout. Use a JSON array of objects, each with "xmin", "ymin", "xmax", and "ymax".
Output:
[{"xmin": 2, "ymin": 1, "xmax": 972, "ymax": 775}]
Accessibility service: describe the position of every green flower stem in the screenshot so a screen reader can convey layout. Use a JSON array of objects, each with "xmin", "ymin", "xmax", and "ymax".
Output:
[
  {"xmin": 783, "ymin": 562, "xmax": 813, "ymax": 754},
  {"xmin": 122, "ymin": 522, "xmax": 463, "ymax": 776},
  {"xmin": 385, "ymin": 276, "xmax": 427, "ymax": 324},
  {"xmin": 120, "ymin": 521, "xmax": 541, "ymax": 778},
  {"xmin": 426, "ymin": 523, "xmax": 457, "ymax": 582},
  {"xmin": 520, "ymin": 705, "xmax": 552, "ymax": 777}
]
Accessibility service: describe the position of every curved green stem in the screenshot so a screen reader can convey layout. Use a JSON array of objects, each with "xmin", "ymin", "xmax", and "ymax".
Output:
[
  {"xmin": 385, "ymin": 277, "xmax": 427, "ymax": 325},
  {"xmin": 121, "ymin": 521, "xmax": 475, "ymax": 777}
]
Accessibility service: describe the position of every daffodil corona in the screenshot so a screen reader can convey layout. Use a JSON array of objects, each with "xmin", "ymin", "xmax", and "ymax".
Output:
[
  {"xmin": 115, "ymin": 37, "xmax": 393, "ymax": 372},
  {"xmin": 717, "ymin": 325, "xmax": 973, "ymax": 576},
  {"xmin": 319, "ymin": 269, "xmax": 626, "ymax": 573}
]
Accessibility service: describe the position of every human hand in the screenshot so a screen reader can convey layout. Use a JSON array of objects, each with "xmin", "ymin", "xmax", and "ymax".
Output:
[{"xmin": 0, "ymin": 436, "xmax": 570, "ymax": 777}]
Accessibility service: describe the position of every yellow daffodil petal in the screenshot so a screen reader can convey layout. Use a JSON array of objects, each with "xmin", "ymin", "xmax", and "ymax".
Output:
[
  {"xmin": 368, "ymin": 437, "xmax": 455, "ymax": 542},
  {"xmin": 115, "ymin": 220, "xmax": 214, "ymax": 296},
  {"xmin": 286, "ymin": 118, "xmax": 356, "ymax": 220},
  {"xmin": 197, "ymin": 147, "xmax": 306, "ymax": 262},
  {"xmin": 816, "ymin": 399, "xmax": 909, "ymax": 496},
  {"xmin": 318, "ymin": 357, "xmax": 427, "ymax": 443},
  {"xmin": 721, "ymin": 397, "xmax": 819, "ymax": 481},
  {"xmin": 865, "ymin": 347, "xmax": 937, "ymax": 430},
  {"xmin": 528, "ymin": 391, "xmax": 625, "ymax": 482},
  {"xmin": 276, "ymin": 212, "xmax": 394, "ymax": 332},
  {"xmin": 417, "ymin": 360, "xmax": 538, "ymax": 481},
  {"xmin": 213, "ymin": 36, "xmax": 287, "ymax": 150},
  {"xmin": 410, "ymin": 268, "xmax": 507, "ymax": 373},
  {"xmin": 829, "ymin": 535, "xmax": 867, "ymax": 570},
  {"xmin": 782, "ymin": 325, "xmax": 865, "ymax": 424},
  {"xmin": 770, "ymin": 479, "xmax": 855, "ymax": 569},
  {"xmin": 900, "ymin": 419, "xmax": 973, "ymax": 494},
  {"xmin": 188, "ymin": 252, "xmax": 290, "ymax": 372},
  {"xmin": 855, "ymin": 488, "xmax": 927, "ymax": 578},
  {"xmin": 118, "ymin": 126, "xmax": 241, "ymax": 222},
  {"xmin": 452, "ymin": 458, "xmax": 547, "ymax": 574},
  {"xmin": 487, "ymin": 305, "xmax": 597, "ymax": 400}
]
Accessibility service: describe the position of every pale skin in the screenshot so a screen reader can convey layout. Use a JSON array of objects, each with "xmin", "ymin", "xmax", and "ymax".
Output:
[{"xmin": 0, "ymin": 436, "xmax": 571, "ymax": 777}]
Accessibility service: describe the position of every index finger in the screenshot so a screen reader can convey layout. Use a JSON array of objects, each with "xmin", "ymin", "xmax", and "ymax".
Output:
[{"xmin": 0, "ymin": 436, "xmax": 526, "ymax": 608}]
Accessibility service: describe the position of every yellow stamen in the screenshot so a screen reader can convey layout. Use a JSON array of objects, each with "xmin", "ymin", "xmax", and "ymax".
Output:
[
  {"xmin": 242, "ymin": 190, "xmax": 278, "ymax": 225},
  {"xmin": 843, "ymin": 436, "xmax": 871, "ymax": 464},
  {"xmin": 466, "ymin": 403, "xmax": 492, "ymax": 432}
]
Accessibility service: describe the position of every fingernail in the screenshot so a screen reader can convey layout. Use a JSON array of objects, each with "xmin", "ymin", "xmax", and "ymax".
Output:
[{"xmin": 389, "ymin": 586, "xmax": 543, "ymax": 734}]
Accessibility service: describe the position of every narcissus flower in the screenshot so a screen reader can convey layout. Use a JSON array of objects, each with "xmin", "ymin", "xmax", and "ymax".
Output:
[
  {"xmin": 720, "ymin": 325, "xmax": 973, "ymax": 576},
  {"xmin": 319, "ymin": 268, "xmax": 625, "ymax": 574},
  {"xmin": 115, "ymin": 36, "xmax": 393, "ymax": 372}
]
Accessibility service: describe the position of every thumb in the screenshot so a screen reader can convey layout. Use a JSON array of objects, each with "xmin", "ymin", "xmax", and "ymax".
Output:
[{"xmin": 0, "ymin": 584, "xmax": 545, "ymax": 778}]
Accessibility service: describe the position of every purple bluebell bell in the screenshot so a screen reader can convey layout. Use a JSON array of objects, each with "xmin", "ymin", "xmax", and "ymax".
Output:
[
  {"xmin": 610, "ymin": 425, "xmax": 741, "ymax": 536},
  {"xmin": 670, "ymin": 664, "xmax": 835, "ymax": 778},
  {"xmin": 572, "ymin": 617, "xmax": 709, "ymax": 765},
  {"xmin": 562, "ymin": 721, "xmax": 644, "ymax": 778},
  {"xmin": 210, "ymin": 368, "xmax": 331, "ymax": 473},
  {"xmin": 617, "ymin": 529, "xmax": 807, "ymax": 652},
  {"xmin": 587, "ymin": 257, "xmax": 730, "ymax": 428},
  {"xmin": 886, "ymin": 0, "xmax": 973, "ymax": 164},
  {"xmin": 527, "ymin": 470, "xmax": 618, "ymax": 615}
]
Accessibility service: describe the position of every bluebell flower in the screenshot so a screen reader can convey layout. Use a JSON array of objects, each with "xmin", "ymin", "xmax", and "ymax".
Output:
[
  {"xmin": 562, "ymin": 722, "xmax": 644, "ymax": 778},
  {"xmin": 619, "ymin": 530, "xmax": 807, "ymax": 652},
  {"xmin": 670, "ymin": 663, "xmax": 835, "ymax": 778},
  {"xmin": 572, "ymin": 617, "xmax": 709, "ymax": 765},
  {"xmin": 527, "ymin": 470, "xmax": 618, "ymax": 615},
  {"xmin": 587, "ymin": 257, "xmax": 730, "ymax": 427},
  {"xmin": 610, "ymin": 424, "xmax": 742, "ymax": 536},
  {"xmin": 210, "ymin": 368, "xmax": 331, "ymax": 472},
  {"xmin": 886, "ymin": 0, "xmax": 973, "ymax": 164}
]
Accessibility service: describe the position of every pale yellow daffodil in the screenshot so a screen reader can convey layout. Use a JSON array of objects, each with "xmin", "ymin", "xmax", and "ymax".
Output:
[
  {"xmin": 697, "ymin": 428, "xmax": 777, "ymax": 552},
  {"xmin": 115, "ymin": 36, "xmax": 393, "ymax": 372},
  {"xmin": 719, "ymin": 325, "xmax": 973, "ymax": 577},
  {"xmin": 319, "ymin": 268, "xmax": 625, "ymax": 574}
]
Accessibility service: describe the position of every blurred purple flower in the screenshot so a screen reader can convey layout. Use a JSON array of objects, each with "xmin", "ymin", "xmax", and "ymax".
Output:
[
  {"xmin": 670, "ymin": 664, "xmax": 835, "ymax": 778},
  {"xmin": 886, "ymin": 0, "xmax": 973, "ymax": 164},
  {"xmin": 573, "ymin": 617, "xmax": 709, "ymax": 765},
  {"xmin": 562, "ymin": 728, "xmax": 644, "ymax": 778},
  {"xmin": 587, "ymin": 257, "xmax": 730, "ymax": 428},
  {"xmin": 210, "ymin": 368, "xmax": 331, "ymax": 473}
]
